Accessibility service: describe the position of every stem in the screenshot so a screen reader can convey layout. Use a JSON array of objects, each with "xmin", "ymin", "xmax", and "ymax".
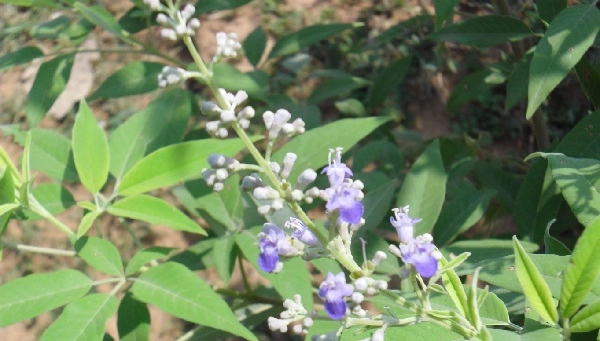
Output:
[
  {"xmin": 120, "ymin": 218, "xmax": 143, "ymax": 249},
  {"xmin": 28, "ymin": 195, "xmax": 76, "ymax": 243},
  {"xmin": 2, "ymin": 241, "xmax": 76, "ymax": 256},
  {"xmin": 238, "ymin": 250, "xmax": 251, "ymax": 292},
  {"xmin": 561, "ymin": 318, "xmax": 571, "ymax": 341},
  {"xmin": 93, "ymin": 277, "xmax": 125, "ymax": 286},
  {"xmin": 109, "ymin": 279, "xmax": 127, "ymax": 296}
]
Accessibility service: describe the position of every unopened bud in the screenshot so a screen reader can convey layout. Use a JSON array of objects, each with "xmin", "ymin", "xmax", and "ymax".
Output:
[
  {"xmin": 241, "ymin": 174, "xmax": 264, "ymax": 191},
  {"xmin": 220, "ymin": 110, "xmax": 236, "ymax": 123},
  {"xmin": 181, "ymin": 4, "xmax": 196, "ymax": 19},
  {"xmin": 201, "ymin": 101, "xmax": 221, "ymax": 115},
  {"xmin": 215, "ymin": 127, "xmax": 228, "ymax": 138},
  {"xmin": 280, "ymin": 152, "xmax": 297, "ymax": 179}
]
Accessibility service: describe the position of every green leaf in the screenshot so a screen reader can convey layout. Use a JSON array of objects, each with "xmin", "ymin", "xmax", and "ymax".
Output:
[
  {"xmin": 396, "ymin": 139, "xmax": 448, "ymax": 235},
  {"xmin": 506, "ymin": 52, "xmax": 532, "ymax": 110},
  {"xmin": 40, "ymin": 294, "xmax": 118, "ymax": 341},
  {"xmin": 334, "ymin": 98, "xmax": 366, "ymax": 116},
  {"xmin": 131, "ymin": 262, "xmax": 257, "ymax": 341},
  {"xmin": 466, "ymin": 268, "xmax": 483, "ymax": 329},
  {"xmin": 243, "ymin": 26, "xmax": 267, "ymax": 67},
  {"xmin": 75, "ymin": 237, "xmax": 124, "ymax": 277},
  {"xmin": 26, "ymin": 55, "xmax": 73, "ymax": 127},
  {"xmin": 213, "ymin": 63, "xmax": 266, "ymax": 100},
  {"xmin": 125, "ymin": 246, "xmax": 175, "ymax": 276},
  {"xmin": 269, "ymin": 23, "xmax": 356, "ymax": 58},
  {"xmin": 429, "ymin": 15, "xmax": 533, "ymax": 47},
  {"xmin": 29, "ymin": 128, "xmax": 78, "ymax": 181},
  {"xmin": 117, "ymin": 293, "xmax": 150, "ymax": 341},
  {"xmin": 272, "ymin": 117, "xmax": 390, "ymax": 181},
  {"xmin": 575, "ymin": 56, "xmax": 600, "ymax": 110},
  {"xmin": 109, "ymin": 89, "xmax": 191, "ymax": 180},
  {"xmin": 440, "ymin": 256, "xmax": 469, "ymax": 317},
  {"xmin": 213, "ymin": 235, "xmax": 237, "ymax": 285},
  {"xmin": 448, "ymin": 65, "xmax": 506, "ymax": 110},
  {"xmin": 433, "ymin": 188, "xmax": 495, "ymax": 246},
  {"xmin": 118, "ymin": 6, "xmax": 152, "ymax": 34},
  {"xmin": 488, "ymin": 322, "xmax": 561, "ymax": 340},
  {"xmin": 526, "ymin": 152, "xmax": 600, "ymax": 227},
  {"xmin": 555, "ymin": 110, "xmax": 600, "ymax": 159},
  {"xmin": 31, "ymin": 15, "xmax": 72, "ymax": 39},
  {"xmin": 118, "ymin": 138, "xmax": 254, "ymax": 196},
  {"xmin": 537, "ymin": 0, "xmax": 567, "ymax": 23},
  {"xmin": 0, "ymin": 46, "xmax": 43, "ymax": 72},
  {"xmin": 365, "ymin": 57, "xmax": 411, "ymax": 106},
  {"xmin": 74, "ymin": 3, "xmax": 130, "ymax": 42},
  {"xmin": 544, "ymin": 219, "xmax": 571, "ymax": 256},
  {"xmin": 0, "ymin": 169, "xmax": 16, "ymax": 236},
  {"xmin": 571, "ymin": 300, "xmax": 600, "ymax": 332},
  {"xmin": 561, "ymin": 217, "xmax": 600, "ymax": 318},
  {"xmin": 355, "ymin": 180, "xmax": 397, "ymax": 236},
  {"xmin": 108, "ymin": 194, "xmax": 206, "ymax": 235},
  {"xmin": 340, "ymin": 322, "xmax": 462, "ymax": 341},
  {"xmin": 434, "ymin": 0, "xmax": 460, "ymax": 29},
  {"xmin": 89, "ymin": 61, "xmax": 164, "ymax": 100},
  {"xmin": 513, "ymin": 236, "xmax": 558, "ymax": 324},
  {"xmin": 0, "ymin": 0, "xmax": 57, "ymax": 7},
  {"xmin": 307, "ymin": 76, "xmax": 369, "ymax": 104},
  {"xmin": 236, "ymin": 227, "xmax": 313, "ymax": 309},
  {"xmin": 0, "ymin": 270, "xmax": 92, "ymax": 326},
  {"xmin": 30, "ymin": 183, "xmax": 75, "ymax": 215},
  {"xmin": 77, "ymin": 211, "xmax": 102, "ymax": 238},
  {"xmin": 526, "ymin": 5, "xmax": 600, "ymax": 119},
  {"xmin": 73, "ymin": 99, "xmax": 109, "ymax": 193},
  {"xmin": 196, "ymin": 0, "xmax": 252, "ymax": 14}
]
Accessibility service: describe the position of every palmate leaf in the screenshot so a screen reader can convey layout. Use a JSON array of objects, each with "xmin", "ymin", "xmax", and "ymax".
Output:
[
  {"xmin": 526, "ymin": 5, "xmax": 600, "ymax": 119},
  {"xmin": 513, "ymin": 236, "xmax": 558, "ymax": 324},
  {"xmin": 560, "ymin": 217, "xmax": 600, "ymax": 318},
  {"xmin": 130, "ymin": 262, "xmax": 257, "ymax": 341},
  {"xmin": 0, "ymin": 270, "xmax": 92, "ymax": 326},
  {"xmin": 40, "ymin": 294, "xmax": 118, "ymax": 341}
]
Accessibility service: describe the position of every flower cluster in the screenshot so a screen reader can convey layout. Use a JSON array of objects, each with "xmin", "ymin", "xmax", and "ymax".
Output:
[
  {"xmin": 257, "ymin": 222, "xmax": 317, "ymax": 273},
  {"xmin": 202, "ymin": 89, "xmax": 254, "ymax": 138},
  {"xmin": 158, "ymin": 66, "xmax": 187, "ymax": 88},
  {"xmin": 321, "ymin": 148, "xmax": 364, "ymax": 225},
  {"xmin": 263, "ymin": 109, "xmax": 305, "ymax": 140},
  {"xmin": 215, "ymin": 32, "xmax": 242, "ymax": 59},
  {"xmin": 389, "ymin": 206, "xmax": 442, "ymax": 278},
  {"xmin": 201, "ymin": 153, "xmax": 242, "ymax": 191},
  {"xmin": 142, "ymin": 1, "xmax": 201, "ymax": 40},
  {"xmin": 267, "ymin": 294, "xmax": 313, "ymax": 334}
]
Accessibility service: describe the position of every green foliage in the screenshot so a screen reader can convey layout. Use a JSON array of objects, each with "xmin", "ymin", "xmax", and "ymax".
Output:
[{"xmin": 90, "ymin": 61, "xmax": 165, "ymax": 100}]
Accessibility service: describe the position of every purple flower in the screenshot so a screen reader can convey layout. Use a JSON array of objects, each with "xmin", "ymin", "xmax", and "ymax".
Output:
[
  {"xmin": 285, "ymin": 218, "xmax": 320, "ymax": 246},
  {"xmin": 390, "ymin": 206, "xmax": 422, "ymax": 243},
  {"xmin": 322, "ymin": 148, "xmax": 353, "ymax": 188},
  {"xmin": 389, "ymin": 207, "xmax": 440, "ymax": 278},
  {"xmin": 258, "ymin": 224, "xmax": 291, "ymax": 273},
  {"xmin": 318, "ymin": 272, "xmax": 353, "ymax": 320},
  {"xmin": 325, "ymin": 186, "xmax": 364, "ymax": 224}
]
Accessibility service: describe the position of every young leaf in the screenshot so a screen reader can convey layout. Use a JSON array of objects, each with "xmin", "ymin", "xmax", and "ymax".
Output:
[
  {"xmin": 243, "ymin": 26, "xmax": 267, "ymax": 67},
  {"xmin": 77, "ymin": 210, "xmax": 102, "ymax": 238},
  {"xmin": 117, "ymin": 138, "xmax": 254, "ymax": 196},
  {"xmin": 109, "ymin": 88, "xmax": 191, "ymax": 180},
  {"xmin": 526, "ymin": 5, "xmax": 600, "ymax": 119},
  {"xmin": 570, "ymin": 300, "xmax": 600, "ymax": 332},
  {"xmin": 0, "ymin": 270, "xmax": 92, "ymax": 326},
  {"xmin": 0, "ymin": 167, "xmax": 16, "ymax": 234},
  {"xmin": 560, "ymin": 217, "xmax": 600, "ymax": 318},
  {"xmin": 130, "ymin": 262, "xmax": 258, "ymax": 341},
  {"xmin": 29, "ymin": 128, "xmax": 78, "ymax": 181},
  {"xmin": 118, "ymin": 292, "xmax": 150, "ymax": 341},
  {"xmin": 272, "ymin": 117, "xmax": 390, "ymax": 182},
  {"xmin": 40, "ymin": 294, "xmax": 118, "ymax": 341},
  {"xmin": 89, "ymin": 61, "xmax": 165, "ymax": 100},
  {"xmin": 72, "ymin": 99, "xmax": 109, "ymax": 194},
  {"xmin": 467, "ymin": 268, "xmax": 483, "ymax": 330},
  {"xmin": 396, "ymin": 139, "xmax": 448, "ymax": 236},
  {"xmin": 440, "ymin": 256, "xmax": 469, "ymax": 317},
  {"xmin": 26, "ymin": 54, "xmax": 74, "ymax": 127},
  {"xmin": 236, "ymin": 227, "xmax": 314, "ymax": 310},
  {"xmin": 429, "ymin": 15, "xmax": 533, "ymax": 47},
  {"xmin": 365, "ymin": 57, "xmax": 411, "ymax": 107},
  {"xmin": 0, "ymin": 46, "xmax": 43, "ymax": 72},
  {"xmin": 125, "ymin": 246, "xmax": 174, "ymax": 276},
  {"xmin": 512, "ymin": 236, "xmax": 558, "ymax": 324},
  {"xmin": 526, "ymin": 153, "xmax": 600, "ymax": 227},
  {"xmin": 269, "ymin": 23, "xmax": 356, "ymax": 58},
  {"xmin": 108, "ymin": 194, "xmax": 206, "ymax": 235},
  {"xmin": 75, "ymin": 237, "xmax": 124, "ymax": 277},
  {"xmin": 544, "ymin": 219, "xmax": 571, "ymax": 256}
]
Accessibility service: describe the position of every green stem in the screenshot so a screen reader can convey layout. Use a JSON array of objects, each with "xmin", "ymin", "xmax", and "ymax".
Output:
[
  {"xmin": 120, "ymin": 218, "xmax": 143, "ymax": 249},
  {"xmin": 2, "ymin": 241, "xmax": 76, "ymax": 256},
  {"xmin": 28, "ymin": 195, "xmax": 76, "ymax": 243},
  {"xmin": 238, "ymin": 249, "xmax": 251, "ymax": 292}
]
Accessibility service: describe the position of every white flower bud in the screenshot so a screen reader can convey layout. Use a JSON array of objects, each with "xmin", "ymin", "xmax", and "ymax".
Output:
[
  {"xmin": 181, "ymin": 4, "xmax": 196, "ymax": 20},
  {"xmin": 303, "ymin": 317, "xmax": 313, "ymax": 328},
  {"xmin": 297, "ymin": 169, "xmax": 317, "ymax": 186},
  {"xmin": 389, "ymin": 244, "xmax": 402, "ymax": 258},
  {"xmin": 213, "ymin": 182, "xmax": 224, "ymax": 192},
  {"xmin": 270, "ymin": 162, "xmax": 281, "ymax": 173},
  {"xmin": 143, "ymin": 0, "xmax": 162, "ymax": 11},
  {"xmin": 257, "ymin": 205, "xmax": 271, "ymax": 215},
  {"xmin": 238, "ymin": 106, "xmax": 255, "ymax": 118},
  {"xmin": 291, "ymin": 189, "xmax": 304, "ymax": 201},
  {"xmin": 215, "ymin": 168, "xmax": 229, "ymax": 181},
  {"xmin": 187, "ymin": 18, "xmax": 200, "ymax": 30},
  {"xmin": 216, "ymin": 127, "xmax": 228, "ymax": 138},
  {"xmin": 374, "ymin": 280, "xmax": 388, "ymax": 290},
  {"xmin": 366, "ymin": 287, "xmax": 376, "ymax": 296},
  {"xmin": 431, "ymin": 250, "xmax": 443, "ymax": 260},
  {"xmin": 263, "ymin": 110, "xmax": 274, "ymax": 129},
  {"xmin": 354, "ymin": 278, "xmax": 368, "ymax": 291},
  {"xmin": 271, "ymin": 199, "xmax": 284, "ymax": 210},
  {"xmin": 267, "ymin": 317, "xmax": 287, "ymax": 332},
  {"xmin": 351, "ymin": 180, "xmax": 364, "ymax": 190},
  {"xmin": 220, "ymin": 110, "xmax": 236, "ymax": 123},
  {"xmin": 273, "ymin": 261, "xmax": 284, "ymax": 273},
  {"xmin": 161, "ymin": 28, "xmax": 178, "ymax": 41},
  {"xmin": 372, "ymin": 251, "xmax": 387, "ymax": 266},
  {"xmin": 292, "ymin": 324, "xmax": 303, "ymax": 334},
  {"xmin": 234, "ymin": 91, "xmax": 248, "ymax": 106},
  {"xmin": 280, "ymin": 311, "xmax": 292, "ymax": 319},
  {"xmin": 241, "ymin": 174, "xmax": 264, "ymax": 191},
  {"xmin": 156, "ymin": 13, "xmax": 169, "ymax": 25},
  {"xmin": 282, "ymin": 123, "xmax": 295, "ymax": 134},
  {"xmin": 253, "ymin": 187, "xmax": 270, "ymax": 200},
  {"xmin": 238, "ymin": 118, "xmax": 250, "ymax": 129},
  {"xmin": 280, "ymin": 152, "xmax": 297, "ymax": 179},
  {"xmin": 201, "ymin": 101, "xmax": 220, "ymax": 115},
  {"xmin": 351, "ymin": 292, "xmax": 364, "ymax": 304},
  {"xmin": 292, "ymin": 118, "xmax": 305, "ymax": 134},
  {"xmin": 371, "ymin": 328, "xmax": 385, "ymax": 341},
  {"xmin": 205, "ymin": 121, "xmax": 220, "ymax": 132}
]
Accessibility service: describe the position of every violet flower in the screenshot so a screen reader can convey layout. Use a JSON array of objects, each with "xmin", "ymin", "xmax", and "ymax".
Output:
[
  {"xmin": 389, "ymin": 207, "xmax": 441, "ymax": 278},
  {"xmin": 258, "ymin": 223, "xmax": 291, "ymax": 273},
  {"xmin": 285, "ymin": 218, "xmax": 320, "ymax": 246},
  {"xmin": 318, "ymin": 272, "xmax": 353, "ymax": 320},
  {"xmin": 322, "ymin": 148, "xmax": 353, "ymax": 188},
  {"xmin": 325, "ymin": 185, "xmax": 364, "ymax": 224}
]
